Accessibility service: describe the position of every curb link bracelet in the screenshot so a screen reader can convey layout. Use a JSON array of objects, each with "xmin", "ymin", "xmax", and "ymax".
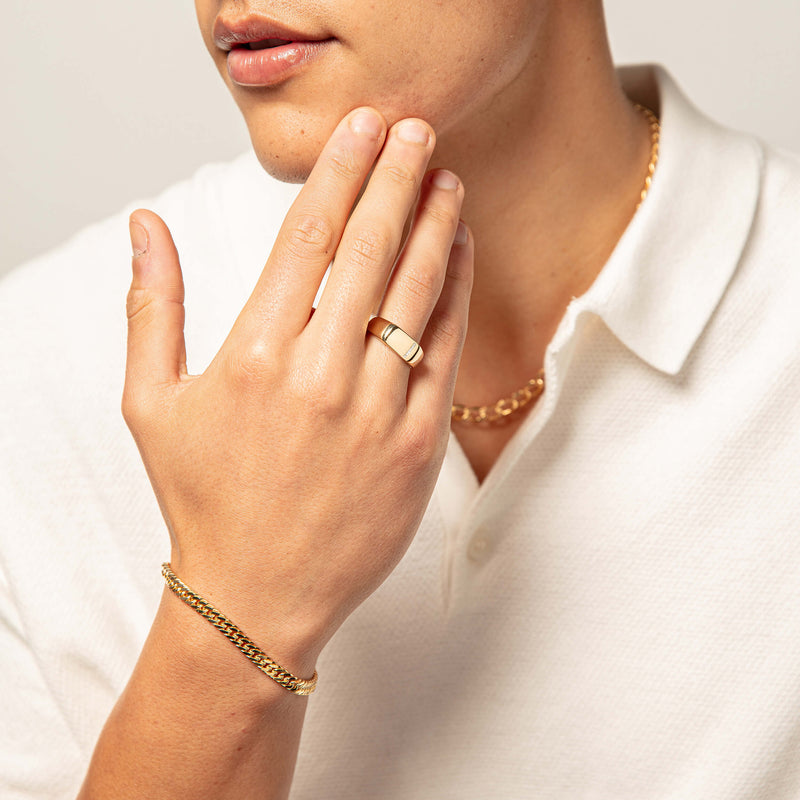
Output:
[{"xmin": 162, "ymin": 563, "xmax": 318, "ymax": 696}]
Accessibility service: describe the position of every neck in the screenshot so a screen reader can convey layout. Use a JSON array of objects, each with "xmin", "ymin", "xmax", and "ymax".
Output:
[{"xmin": 429, "ymin": 5, "xmax": 653, "ymax": 408}]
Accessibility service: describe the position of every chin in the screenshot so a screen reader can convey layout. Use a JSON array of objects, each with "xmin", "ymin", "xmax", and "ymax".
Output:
[
  {"xmin": 253, "ymin": 148, "xmax": 317, "ymax": 184},
  {"xmin": 240, "ymin": 101, "xmax": 347, "ymax": 185}
]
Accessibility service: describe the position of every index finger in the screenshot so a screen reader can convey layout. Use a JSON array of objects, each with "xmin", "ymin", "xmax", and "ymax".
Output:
[{"xmin": 239, "ymin": 107, "xmax": 387, "ymax": 339}]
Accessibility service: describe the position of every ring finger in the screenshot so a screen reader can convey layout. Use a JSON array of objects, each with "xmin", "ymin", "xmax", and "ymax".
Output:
[{"xmin": 364, "ymin": 168, "xmax": 464, "ymax": 386}]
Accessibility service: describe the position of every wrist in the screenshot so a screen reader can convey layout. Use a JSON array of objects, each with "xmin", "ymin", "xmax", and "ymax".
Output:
[{"xmin": 157, "ymin": 563, "xmax": 322, "ymax": 695}]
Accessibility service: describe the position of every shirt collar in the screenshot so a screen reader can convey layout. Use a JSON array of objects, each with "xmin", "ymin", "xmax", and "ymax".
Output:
[
  {"xmin": 575, "ymin": 64, "xmax": 763, "ymax": 376},
  {"xmin": 442, "ymin": 66, "xmax": 764, "ymax": 508}
]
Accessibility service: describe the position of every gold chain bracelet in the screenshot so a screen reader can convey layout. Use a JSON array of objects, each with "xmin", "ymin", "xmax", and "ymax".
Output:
[{"xmin": 162, "ymin": 563, "xmax": 318, "ymax": 695}]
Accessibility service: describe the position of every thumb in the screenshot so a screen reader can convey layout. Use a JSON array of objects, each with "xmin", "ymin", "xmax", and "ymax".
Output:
[{"xmin": 124, "ymin": 209, "xmax": 187, "ymax": 406}]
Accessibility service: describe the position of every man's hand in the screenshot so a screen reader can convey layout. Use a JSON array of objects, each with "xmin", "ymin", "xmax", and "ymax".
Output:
[{"xmin": 122, "ymin": 106, "xmax": 472, "ymax": 677}]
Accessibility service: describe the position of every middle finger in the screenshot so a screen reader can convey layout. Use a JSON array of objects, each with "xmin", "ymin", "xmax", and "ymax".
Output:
[{"xmin": 311, "ymin": 118, "xmax": 435, "ymax": 350}]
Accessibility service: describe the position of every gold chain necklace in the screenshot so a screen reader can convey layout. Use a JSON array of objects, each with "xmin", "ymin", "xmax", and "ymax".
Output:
[{"xmin": 451, "ymin": 103, "xmax": 660, "ymax": 426}]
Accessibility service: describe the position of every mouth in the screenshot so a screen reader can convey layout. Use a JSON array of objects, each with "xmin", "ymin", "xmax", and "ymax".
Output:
[
  {"xmin": 212, "ymin": 13, "xmax": 336, "ymax": 86},
  {"xmin": 212, "ymin": 14, "xmax": 336, "ymax": 88},
  {"xmin": 212, "ymin": 15, "xmax": 332, "ymax": 52}
]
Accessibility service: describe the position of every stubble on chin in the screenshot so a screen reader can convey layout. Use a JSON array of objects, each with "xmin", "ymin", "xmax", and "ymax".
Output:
[
  {"xmin": 256, "ymin": 154, "xmax": 315, "ymax": 185},
  {"xmin": 246, "ymin": 113, "xmax": 337, "ymax": 185}
]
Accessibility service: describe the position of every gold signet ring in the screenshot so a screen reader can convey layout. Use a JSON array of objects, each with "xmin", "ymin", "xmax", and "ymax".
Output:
[{"xmin": 367, "ymin": 316, "xmax": 424, "ymax": 367}]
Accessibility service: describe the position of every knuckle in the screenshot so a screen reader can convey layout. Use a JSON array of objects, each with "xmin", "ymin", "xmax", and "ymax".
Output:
[
  {"xmin": 423, "ymin": 203, "xmax": 458, "ymax": 230},
  {"xmin": 229, "ymin": 339, "xmax": 276, "ymax": 388},
  {"xmin": 315, "ymin": 386, "xmax": 350, "ymax": 420},
  {"xmin": 446, "ymin": 260, "xmax": 474, "ymax": 286},
  {"xmin": 398, "ymin": 265, "xmax": 439, "ymax": 302},
  {"xmin": 300, "ymin": 374, "xmax": 349, "ymax": 420},
  {"xmin": 328, "ymin": 147, "xmax": 363, "ymax": 181},
  {"xmin": 384, "ymin": 163, "xmax": 418, "ymax": 188},
  {"xmin": 348, "ymin": 228, "xmax": 394, "ymax": 271},
  {"xmin": 126, "ymin": 286, "xmax": 156, "ymax": 323},
  {"xmin": 402, "ymin": 418, "xmax": 441, "ymax": 462},
  {"xmin": 120, "ymin": 392, "xmax": 137, "ymax": 428},
  {"xmin": 286, "ymin": 356, "xmax": 350, "ymax": 419},
  {"xmin": 285, "ymin": 213, "xmax": 337, "ymax": 259},
  {"xmin": 121, "ymin": 385, "xmax": 150, "ymax": 431},
  {"xmin": 428, "ymin": 309, "xmax": 464, "ymax": 348}
]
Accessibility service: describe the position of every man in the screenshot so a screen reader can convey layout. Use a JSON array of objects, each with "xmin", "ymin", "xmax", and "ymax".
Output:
[{"xmin": 2, "ymin": 0, "xmax": 799, "ymax": 798}]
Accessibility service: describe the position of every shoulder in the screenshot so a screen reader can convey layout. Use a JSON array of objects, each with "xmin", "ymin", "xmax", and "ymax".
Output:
[
  {"xmin": 0, "ymin": 151, "xmax": 300, "ymax": 373},
  {"xmin": 731, "ymin": 141, "xmax": 800, "ymax": 312},
  {"xmin": 750, "ymin": 144, "xmax": 800, "ymax": 253},
  {"xmin": 0, "ymin": 150, "xmax": 297, "ymax": 315}
]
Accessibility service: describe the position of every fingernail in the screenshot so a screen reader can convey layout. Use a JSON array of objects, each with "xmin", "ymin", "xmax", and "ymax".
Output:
[
  {"xmin": 454, "ymin": 221, "xmax": 469, "ymax": 245},
  {"xmin": 349, "ymin": 108, "xmax": 383, "ymax": 140},
  {"xmin": 396, "ymin": 120, "xmax": 430, "ymax": 146},
  {"xmin": 432, "ymin": 170, "xmax": 459, "ymax": 191},
  {"xmin": 129, "ymin": 220, "xmax": 149, "ymax": 257}
]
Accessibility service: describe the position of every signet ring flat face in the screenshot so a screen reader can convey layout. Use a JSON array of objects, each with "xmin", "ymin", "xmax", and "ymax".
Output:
[{"xmin": 367, "ymin": 316, "xmax": 424, "ymax": 367}]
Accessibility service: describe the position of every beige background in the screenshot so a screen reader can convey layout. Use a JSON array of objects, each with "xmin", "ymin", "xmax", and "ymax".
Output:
[{"xmin": 1, "ymin": 1, "xmax": 799, "ymax": 276}]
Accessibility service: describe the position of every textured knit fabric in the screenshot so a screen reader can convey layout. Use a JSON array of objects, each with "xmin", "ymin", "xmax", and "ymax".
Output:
[{"xmin": 2, "ymin": 65, "xmax": 800, "ymax": 799}]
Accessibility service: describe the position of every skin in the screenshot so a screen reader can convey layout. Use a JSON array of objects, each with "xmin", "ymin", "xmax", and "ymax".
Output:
[
  {"xmin": 79, "ymin": 0, "xmax": 654, "ymax": 796},
  {"xmin": 196, "ymin": 0, "xmax": 653, "ymax": 478},
  {"xmin": 194, "ymin": 0, "xmax": 548, "ymax": 183}
]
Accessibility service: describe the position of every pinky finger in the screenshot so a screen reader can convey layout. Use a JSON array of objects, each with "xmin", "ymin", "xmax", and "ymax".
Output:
[{"xmin": 406, "ymin": 222, "xmax": 473, "ymax": 420}]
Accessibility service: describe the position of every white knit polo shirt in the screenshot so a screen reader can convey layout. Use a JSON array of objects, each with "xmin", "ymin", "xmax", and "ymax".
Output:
[{"xmin": 2, "ymin": 65, "xmax": 800, "ymax": 799}]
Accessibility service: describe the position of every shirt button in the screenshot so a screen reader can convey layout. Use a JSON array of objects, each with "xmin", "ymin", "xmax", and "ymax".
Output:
[{"xmin": 467, "ymin": 535, "xmax": 489, "ymax": 562}]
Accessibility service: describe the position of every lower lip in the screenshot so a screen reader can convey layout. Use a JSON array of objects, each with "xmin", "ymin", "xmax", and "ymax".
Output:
[{"xmin": 227, "ymin": 40, "xmax": 333, "ymax": 87}]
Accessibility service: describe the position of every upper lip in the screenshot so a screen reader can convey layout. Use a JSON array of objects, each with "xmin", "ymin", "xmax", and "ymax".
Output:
[{"xmin": 213, "ymin": 14, "xmax": 330, "ymax": 51}]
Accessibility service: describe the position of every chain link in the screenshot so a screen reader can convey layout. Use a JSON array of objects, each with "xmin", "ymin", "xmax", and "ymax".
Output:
[
  {"xmin": 451, "ymin": 370, "xmax": 545, "ymax": 425},
  {"xmin": 162, "ymin": 564, "xmax": 318, "ymax": 695},
  {"xmin": 633, "ymin": 103, "xmax": 660, "ymax": 210}
]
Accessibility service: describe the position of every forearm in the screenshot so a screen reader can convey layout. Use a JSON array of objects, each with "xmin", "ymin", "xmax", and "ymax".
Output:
[{"xmin": 78, "ymin": 589, "xmax": 315, "ymax": 800}]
